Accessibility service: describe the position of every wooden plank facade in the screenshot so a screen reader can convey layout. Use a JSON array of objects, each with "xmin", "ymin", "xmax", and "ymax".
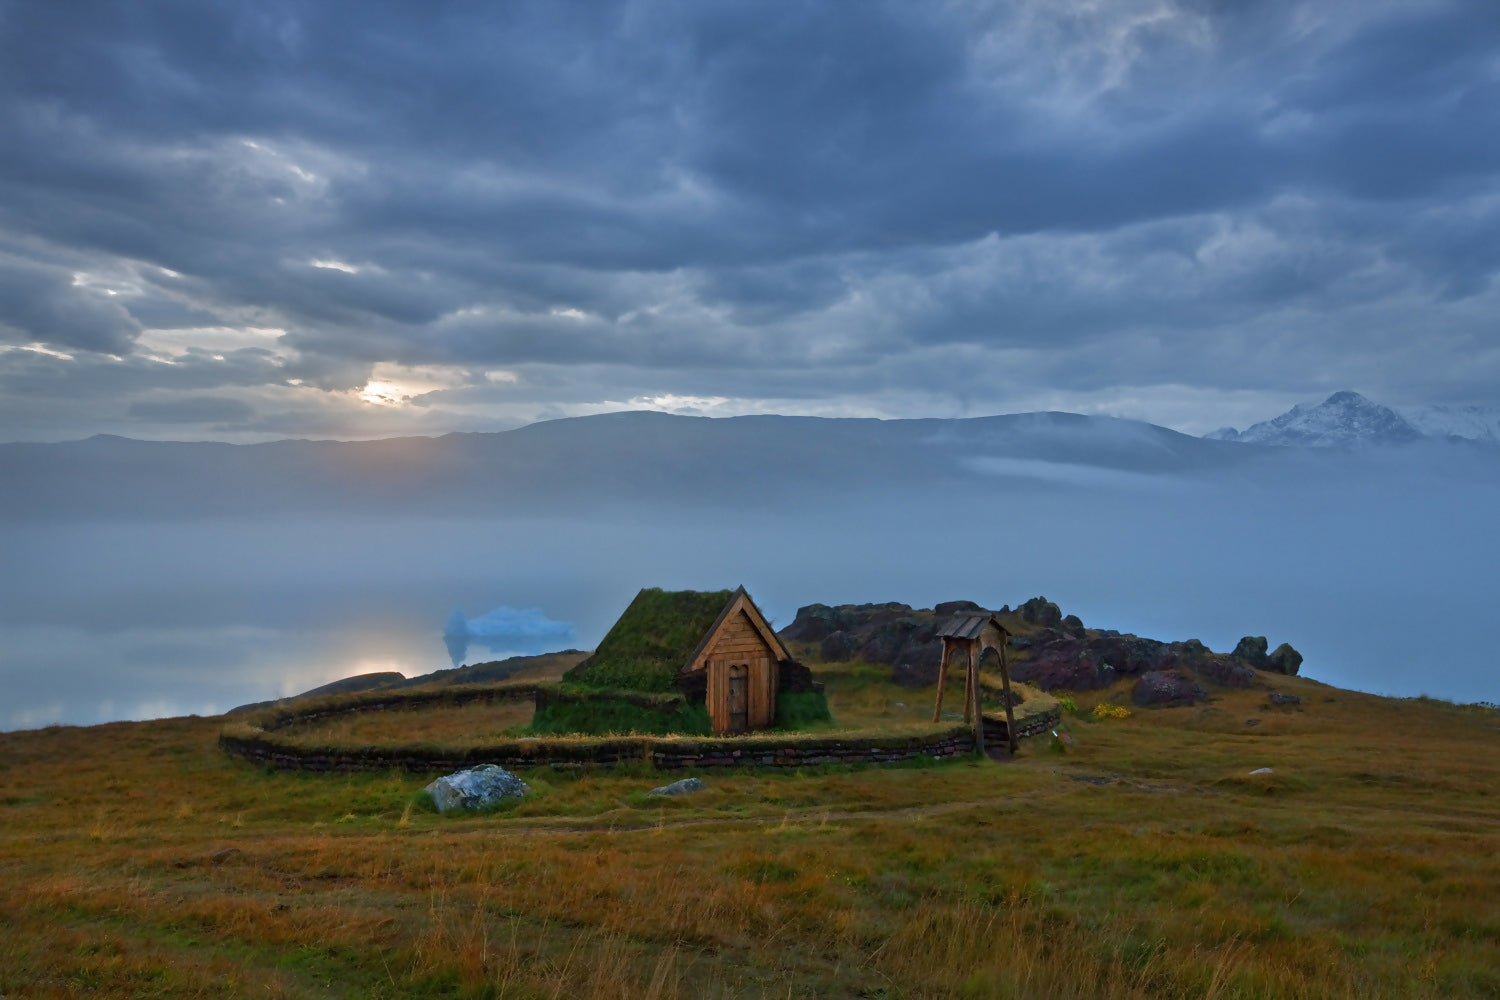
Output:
[{"xmin": 685, "ymin": 589, "xmax": 789, "ymax": 734}]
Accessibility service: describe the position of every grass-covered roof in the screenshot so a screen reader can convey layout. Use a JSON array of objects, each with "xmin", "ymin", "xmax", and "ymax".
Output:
[{"xmin": 564, "ymin": 587, "xmax": 735, "ymax": 693}]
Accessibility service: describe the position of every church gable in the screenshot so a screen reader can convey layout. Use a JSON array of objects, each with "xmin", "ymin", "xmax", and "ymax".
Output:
[
  {"xmin": 685, "ymin": 587, "xmax": 789, "ymax": 673},
  {"xmin": 703, "ymin": 609, "xmax": 774, "ymax": 662},
  {"xmin": 681, "ymin": 587, "xmax": 787, "ymax": 733}
]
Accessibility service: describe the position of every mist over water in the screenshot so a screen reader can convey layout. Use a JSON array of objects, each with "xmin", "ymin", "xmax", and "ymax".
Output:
[{"xmin": 2, "ymin": 440, "xmax": 1497, "ymax": 730}]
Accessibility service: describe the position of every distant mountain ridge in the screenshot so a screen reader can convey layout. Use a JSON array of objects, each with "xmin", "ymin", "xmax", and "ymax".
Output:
[
  {"xmin": 1207, "ymin": 391, "xmax": 1500, "ymax": 448},
  {"xmin": 0, "ymin": 409, "xmax": 1244, "ymax": 520},
  {"xmin": 1400, "ymin": 403, "xmax": 1500, "ymax": 444},
  {"xmin": 3, "ymin": 400, "xmax": 1495, "ymax": 521}
]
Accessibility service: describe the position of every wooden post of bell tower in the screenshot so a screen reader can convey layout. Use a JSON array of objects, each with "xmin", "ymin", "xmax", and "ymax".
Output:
[{"xmin": 932, "ymin": 612, "xmax": 1016, "ymax": 756}]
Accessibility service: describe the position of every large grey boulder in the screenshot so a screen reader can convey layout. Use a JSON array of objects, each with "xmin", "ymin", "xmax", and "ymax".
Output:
[
  {"xmin": 1232, "ymin": 636, "xmax": 1270, "ymax": 669},
  {"xmin": 1019, "ymin": 596, "xmax": 1063, "ymax": 628},
  {"xmin": 424, "ymin": 764, "xmax": 530, "ymax": 814},
  {"xmin": 1266, "ymin": 643, "xmax": 1303, "ymax": 675}
]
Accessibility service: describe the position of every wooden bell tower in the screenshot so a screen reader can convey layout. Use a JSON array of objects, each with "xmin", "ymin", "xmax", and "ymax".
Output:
[{"xmin": 931, "ymin": 613, "xmax": 1018, "ymax": 755}]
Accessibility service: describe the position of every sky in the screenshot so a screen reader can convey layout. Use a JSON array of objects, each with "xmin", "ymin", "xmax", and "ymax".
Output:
[{"xmin": 2, "ymin": 0, "xmax": 1499, "ymax": 442}]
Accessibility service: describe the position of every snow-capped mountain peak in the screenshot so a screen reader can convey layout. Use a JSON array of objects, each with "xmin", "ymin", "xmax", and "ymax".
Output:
[
  {"xmin": 1210, "ymin": 391, "xmax": 1424, "ymax": 447},
  {"xmin": 1398, "ymin": 404, "xmax": 1500, "ymax": 444}
]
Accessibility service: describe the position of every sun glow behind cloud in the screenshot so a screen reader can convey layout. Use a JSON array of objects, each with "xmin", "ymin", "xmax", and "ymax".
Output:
[{"xmin": 356, "ymin": 362, "xmax": 469, "ymax": 406}]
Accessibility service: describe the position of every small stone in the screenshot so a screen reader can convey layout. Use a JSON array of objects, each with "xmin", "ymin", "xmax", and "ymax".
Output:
[
  {"xmin": 209, "ymin": 847, "xmax": 241, "ymax": 865},
  {"xmin": 1245, "ymin": 718, "xmax": 1260, "ymax": 727},
  {"xmin": 1249, "ymin": 767, "xmax": 1274, "ymax": 775},
  {"xmin": 1268, "ymin": 692, "xmax": 1302, "ymax": 706},
  {"xmin": 647, "ymin": 777, "xmax": 705, "ymax": 797}
]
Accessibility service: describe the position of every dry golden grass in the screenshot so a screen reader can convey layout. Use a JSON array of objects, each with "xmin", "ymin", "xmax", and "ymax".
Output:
[
  {"xmin": 4, "ymin": 670, "xmax": 1500, "ymax": 998},
  {"xmin": 283, "ymin": 698, "xmax": 538, "ymax": 745}
]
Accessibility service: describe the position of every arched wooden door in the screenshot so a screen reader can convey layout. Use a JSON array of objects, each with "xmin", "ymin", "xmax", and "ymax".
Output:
[{"xmin": 727, "ymin": 664, "xmax": 750, "ymax": 733}]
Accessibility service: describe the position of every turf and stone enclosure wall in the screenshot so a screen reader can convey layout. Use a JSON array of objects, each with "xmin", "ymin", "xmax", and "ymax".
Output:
[{"xmin": 218, "ymin": 683, "xmax": 1060, "ymax": 773}]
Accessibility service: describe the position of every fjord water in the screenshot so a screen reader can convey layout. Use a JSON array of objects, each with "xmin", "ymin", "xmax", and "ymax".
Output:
[{"xmin": 2, "ymin": 415, "xmax": 1497, "ymax": 729}]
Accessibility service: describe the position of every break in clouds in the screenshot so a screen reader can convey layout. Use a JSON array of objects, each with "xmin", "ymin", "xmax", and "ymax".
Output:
[{"xmin": 2, "ymin": 1, "xmax": 1500, "ymax": 442}]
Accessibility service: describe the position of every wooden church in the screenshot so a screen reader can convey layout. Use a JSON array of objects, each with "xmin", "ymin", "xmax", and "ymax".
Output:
[
  {"xmin": 565, "ymin": 585, "xmax": 809, "ymax": 735},
  {"xmin": 683, "ymin": 586, "xmax": 790, "ymax": 733}
]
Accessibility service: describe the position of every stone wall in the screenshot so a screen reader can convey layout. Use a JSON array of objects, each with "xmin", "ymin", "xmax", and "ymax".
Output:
[{"xmin": 219, "ymin": 704, "xmax": 1062, "ymax": 774}]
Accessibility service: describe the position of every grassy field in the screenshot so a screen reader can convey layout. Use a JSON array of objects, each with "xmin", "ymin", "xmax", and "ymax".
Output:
[
  {"xmin": 4, "ymin": 667, "xmax": 1500, "ymax": 999},
  {"xmin": 280, "ymin": 699, "xmax": 540, "ymax": 745}
]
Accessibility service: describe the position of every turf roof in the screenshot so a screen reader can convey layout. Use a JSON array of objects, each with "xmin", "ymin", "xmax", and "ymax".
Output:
[{"xmin": 564, "ymin": 587, "xmax": 736, "ymax": 693}]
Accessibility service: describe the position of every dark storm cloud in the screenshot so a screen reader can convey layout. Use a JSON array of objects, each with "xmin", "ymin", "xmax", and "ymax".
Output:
[
  {"xmin": 2, "ymin": 0, "xmax": 1499, "ymax": 439},
  {"xmin": 0, "ymin": 255, "xmax": 141, "ymax": 353}
]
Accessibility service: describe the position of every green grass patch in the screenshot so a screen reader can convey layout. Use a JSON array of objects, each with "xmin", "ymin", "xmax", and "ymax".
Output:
[
  {"xmin": 529, "ymin": 690, "xmax": 712, "ymax": 736},
  {"xmin": 563, "ymin": 587, "xmax": 734, "ymax": 692},
  {"xmin": 775, "ymin": 689, "xmax": 833, "ymax": 730}
]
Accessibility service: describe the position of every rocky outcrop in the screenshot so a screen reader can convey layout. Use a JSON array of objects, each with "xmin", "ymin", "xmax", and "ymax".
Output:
[
  {"xmin": 1086, "ymin": 633, "xmax": 1174, "ymax": 674},
  {"xmin": 779, "ymin": 601, "xmax": 913, "ymax": 642},
  {"xmin": 1008, "ymin": 634, "xmax": 1119, "ymax": 690},
  {"xmin": 1174, "ymin": 639, "xmax": 1257, "ymax": 689},
  {"xmin": 1132, "ymin": 671, "xmax": 1208, "ymax": 707},
  {"xmin": 782, "ymin": 601, "xmax": 943, "ymax": 686},
  {"xmin": 1232, "ymin": 636, "xmax": 1270, "ymax": 669},
  {"xmin": 1018, "ymin": 597, "xmax": 1063, "ymax": 628},
  {"xmin": 780, "ymin": 596, "xmax": 1304, "ymax": 696},
  {"xmin": 1267, "ymin": 643, "xmax": 1303, "ymax": 675}
]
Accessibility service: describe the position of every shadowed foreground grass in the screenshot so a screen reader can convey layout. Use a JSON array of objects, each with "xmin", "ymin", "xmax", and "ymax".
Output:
[{"xmin": 3, "ymin": 671, "xmax": 1500, "ymax": 998}]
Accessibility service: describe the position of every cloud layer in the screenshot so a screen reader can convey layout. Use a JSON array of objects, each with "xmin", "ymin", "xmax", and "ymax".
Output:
[{"xmin": 2, "ymin": 0, "xmax": 1498, "ymax": 440}]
